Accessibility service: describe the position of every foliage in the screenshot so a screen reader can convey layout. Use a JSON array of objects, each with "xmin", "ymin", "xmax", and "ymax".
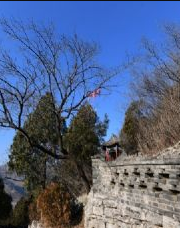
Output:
[
  {"xmin": 0, "ymin": 18, "xmax": 119, "ymax": 161},
  {"xmin": 61, "ymin": 102, "xmax": 108, "ymax": 192},
  {"xmin": 11, "ymin": 197, "xmax": 30, "ymax": 227},
  {"xmin": 129, "ymin": 23, "xmax": 180, "ymax": 153},
  {"xmin": 37, "ymin": 183, "xmax": 71, "ymax": 228},
  {"xmin": 8, "ymin": 93, "xmax": 57, "ymax": 192},
  {"xmin": 0, "ymin": 178, "xmax": 12, "ymax": 221},
  {"xmin": 54, "ymin": 158, "xmax": 92, "ymax": 197},
  {"xmin": 66, "ymin": 102, "xmax": 109, "ymax": 162},
  {"xmin": 119, "ymin": 101, "xmax": 143, "ymax": 154},
  {"xmin": 28, "ymin": 197, "xmax": 41, "ymax": 223},
  {"xmin": 70, "ymin": 199, "xmax": 83, "ymax": 226}
]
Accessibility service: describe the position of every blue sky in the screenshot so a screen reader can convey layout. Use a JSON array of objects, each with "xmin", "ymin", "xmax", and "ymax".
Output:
[{"xmin": 1, "ymin": 1, "xmax": 180, "ymax": 164}]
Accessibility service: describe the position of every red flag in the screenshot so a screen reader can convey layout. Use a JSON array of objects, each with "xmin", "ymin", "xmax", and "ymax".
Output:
[{"xmin": 88, "ymin": 88, "xmax": 101, "ymax": 98}]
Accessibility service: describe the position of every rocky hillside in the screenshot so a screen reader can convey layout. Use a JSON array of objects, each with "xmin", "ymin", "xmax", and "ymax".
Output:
[{"xmin": 0, "ymin": 164, "xmax": 25, "ymax": 207}]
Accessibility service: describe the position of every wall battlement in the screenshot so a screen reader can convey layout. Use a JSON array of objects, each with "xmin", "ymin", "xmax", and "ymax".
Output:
[{"xmin": 85, "ymin": 153, "xmax": 180, "ymax": 228}]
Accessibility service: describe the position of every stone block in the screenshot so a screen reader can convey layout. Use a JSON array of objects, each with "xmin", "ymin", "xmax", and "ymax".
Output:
[
  {"xmin": 88, "ymin": 219, "xmax": 106, "ymax": 228},
  {"xmin": 104, "ymin": 208, "xmax": 113, "ymax": 217},
  {"xmin": 86, "ymin": 155, "xmax": 180, "ymax": 228},
  {"xmin": 104, "ymin": 199, "xmax": 118, "ymax": 208},
  {"xmin": 106, "ymin": 223, "xmax": 118, "ymax": 228},
  {"xmin": 163, "ymin": 215, "xmax": 180, "ymax": 228},
  {"xmin": 93, "ymin": 206, "xmax": 104, "ymax": 216}
]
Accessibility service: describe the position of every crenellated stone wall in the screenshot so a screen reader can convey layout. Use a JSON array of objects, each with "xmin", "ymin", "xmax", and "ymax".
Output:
[{"xmin": 85, "ymin": 152, "xmax": 180, "ymax": 228}]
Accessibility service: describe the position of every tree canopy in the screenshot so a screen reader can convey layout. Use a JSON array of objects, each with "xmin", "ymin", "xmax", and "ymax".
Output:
[
  {"xmin": 0, "ymin": 18, "xmax": 119, "ymax": 160},
  {"xmin": 11, "ymin": 197, "xmax": 30, "ymax": 227},
  {"xmin": 8, "ymin": 93, "xmax": 58, "ymax": 191},
  {"xmin": 57, "ymin": 102, "xmax": 109, "ymax": 193},
  {"xmin": 66, "ymin": 102, "xmax": 109, "ymax": 162},
  {"xmin": 119, "ymin": 101, "xmax": 143, "ymax": 155},
  {"xmin": 128, "ymin": 23, "xmax": 180, "ymax": 153}
]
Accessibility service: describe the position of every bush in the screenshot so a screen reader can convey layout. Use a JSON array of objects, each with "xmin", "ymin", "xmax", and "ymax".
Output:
[
  {"xmin": 119, "ymin": 101, "xmax": 142, "ymax": 155},
  {"xmin": 0, "ymin": 178, "xmax": 12, "ymax": 221},
  {"xmin": 11, "ymin": 197, "xmax": 30, "ymax": 227},
  {"xmin": 70, "ymin": 199, "xmax": 83, "ymax": 226},
  {"xmin": 29, "ymin": 199, "xmax": 40, "ymax": 223},
  {"xmin": 37, "ymin": 183, "xmax": 71, "ymax": 228}
]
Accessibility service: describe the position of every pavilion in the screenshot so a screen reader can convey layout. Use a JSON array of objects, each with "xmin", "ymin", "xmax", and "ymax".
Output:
[{"xmin": 102, "ymin": 134, "xmax": 122, "ymax": 161}]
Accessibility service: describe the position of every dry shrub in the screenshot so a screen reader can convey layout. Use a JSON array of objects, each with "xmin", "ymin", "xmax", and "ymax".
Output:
[
  {"xmin": 29, "ymin": 199, "xmax": 40, "ymax": 223},
  {"xmin": 37, "ymin": 182, "xmax": 71, "ymax": 228},
  {"xmin": 137, "ymin": 85, "xmax": 180, "ymax": 154},
  {"xmin": 129, "ymin": 23, "xmax": 180, "ymax": 155}
]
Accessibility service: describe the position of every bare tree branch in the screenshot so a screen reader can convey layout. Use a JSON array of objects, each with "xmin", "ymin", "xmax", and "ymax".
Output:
[{"xmin": 0, "ymin": 18, "xmax": 121, "ymax": 159}]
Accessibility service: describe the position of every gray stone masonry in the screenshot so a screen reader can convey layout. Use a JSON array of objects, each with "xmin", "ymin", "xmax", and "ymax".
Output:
[{"xmin": 85, "ymin": 151, "xmax": 180, "ymax": 228}]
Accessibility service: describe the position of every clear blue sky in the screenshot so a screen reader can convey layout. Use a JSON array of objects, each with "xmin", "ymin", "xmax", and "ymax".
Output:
[{"xmin": 1, "ymin": 1, "xmax": 180, "ymax": 164}]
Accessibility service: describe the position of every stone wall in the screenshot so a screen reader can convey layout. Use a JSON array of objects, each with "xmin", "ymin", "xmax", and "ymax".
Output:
[
  {"xmin": 85, "ymin": 153, "xmax": 180, "ymax": 228},
  {"xmin": 28, "ymin": 221, "xmax": 44, "ymax": 228}
]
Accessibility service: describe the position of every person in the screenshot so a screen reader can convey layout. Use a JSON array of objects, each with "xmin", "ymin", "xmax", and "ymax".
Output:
[{"xmin": 105, "ymin": 149, "xmax": 110, "ymax": 161}]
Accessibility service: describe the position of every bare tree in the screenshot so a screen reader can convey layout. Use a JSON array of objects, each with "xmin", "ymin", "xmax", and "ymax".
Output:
[
  {"xmin": 129, "ymin": 23, "xmax": 180, "ymax": 154},
  {"xmin": 0, "ymin": 18, "xmax": 120, "ymax": 161}
]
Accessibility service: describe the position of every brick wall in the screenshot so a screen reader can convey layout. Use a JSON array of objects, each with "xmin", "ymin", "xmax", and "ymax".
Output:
[{"xmin": 85, "ymin": 154, "xmax": 180, "ymax": 228}]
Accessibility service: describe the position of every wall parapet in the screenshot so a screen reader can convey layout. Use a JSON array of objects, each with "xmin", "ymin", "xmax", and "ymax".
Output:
[{"xmin": 85, "ymin": 151, "xmax": 180, "ymax": 228}]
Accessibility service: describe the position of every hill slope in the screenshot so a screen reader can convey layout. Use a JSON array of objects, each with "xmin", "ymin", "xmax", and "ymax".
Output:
[{"xmin": 0, "ymin": 164, "xmax": 25, "ymax": 207}]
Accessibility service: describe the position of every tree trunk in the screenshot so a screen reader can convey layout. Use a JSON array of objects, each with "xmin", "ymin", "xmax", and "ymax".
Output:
[{"xmin": 41, "ymin": 156, "xmax": 47, "ymax": 190}]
